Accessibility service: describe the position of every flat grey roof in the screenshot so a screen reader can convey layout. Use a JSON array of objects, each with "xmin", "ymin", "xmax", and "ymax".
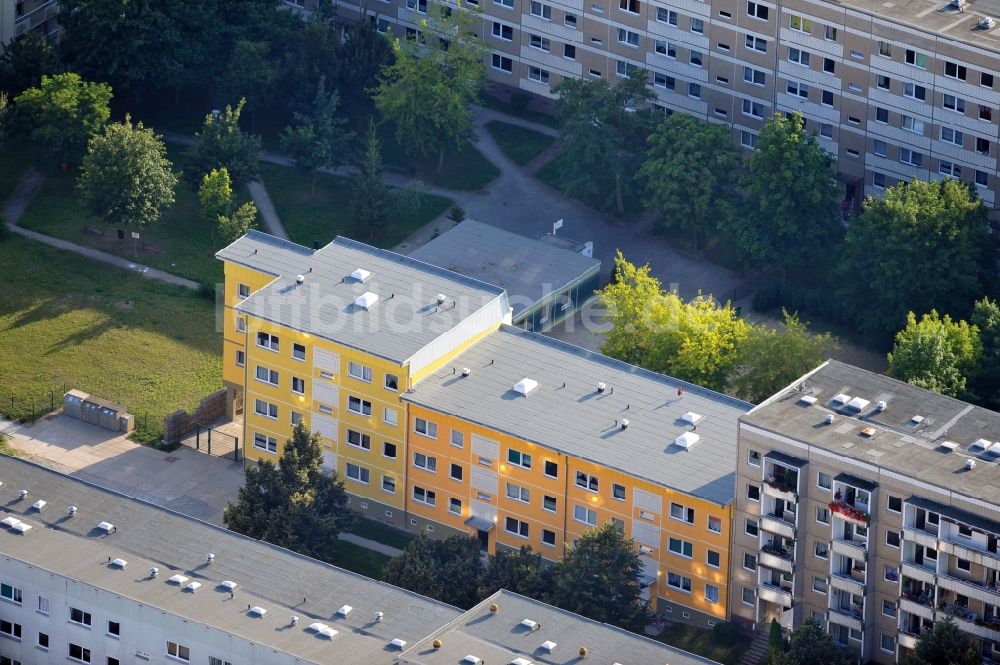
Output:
[
  {"xmin": 217, "ymin": 232, "xmax": 507, "ymax": 363},
  {"xmin": 408, "ymin": 220, "xmax": 600, "ymax": 317},
  {"xmin": 835, "ymin": 0, "xmax": 1000, "ymax": 54},
  {"xmin": 400, "ymin": 590, "xmax": 721, "ymax": 665},
  {"xmin": 744, "ymin": 360, "xmax": 1000, "ymax": 505},
  {"xmin": 403, "ymin": 325, "xmax": 751, "ymax": 504},
  {"xmin": 0, "ymin": 456, "xmax": 461, "ymax": 664}
]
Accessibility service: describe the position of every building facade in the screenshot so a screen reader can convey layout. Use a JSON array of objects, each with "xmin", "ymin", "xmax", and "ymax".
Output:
[
  {"xmin": 0, "ymin": 0, "xmax": 58, "ymax": 46},
  {"xmin": 730, "ymin": 359, "xmax": 1000, "ymax": 664}
]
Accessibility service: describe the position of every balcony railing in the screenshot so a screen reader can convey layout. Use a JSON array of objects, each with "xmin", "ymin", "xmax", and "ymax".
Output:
[
  {"xmin": 900, "ymin": 597, "xmax": 935, "ymax": 621},
  {"xmin": 757, "ymin": 581, "xmax": 793, "ymax": 607},
  {"xmin": 761, "ymin": 514, "xmax": 796, "ymax": 539},
  {"xmin": 937, "ymin": 571, "xmax": 1000, "ymax": 605},
  {"xmin": 829, "ymin": 501, "xmax": 871, "ymax": 525},
  {"xmin": 828, "ymin": 607, "xmax": 864, "ymax": 631}
]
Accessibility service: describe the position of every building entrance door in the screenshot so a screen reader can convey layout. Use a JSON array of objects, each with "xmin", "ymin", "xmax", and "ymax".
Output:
[{"xmin": 477, "ymin": 529, "xmax": 490, "ymax": 552}]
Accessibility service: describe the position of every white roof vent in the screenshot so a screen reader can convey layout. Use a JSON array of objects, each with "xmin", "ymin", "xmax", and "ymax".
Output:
[
  {"xmin": 675, "ymin": 432, "xmax": 700, "ymax": 449},
  {"xmin": 31, "ymin": 499, "xmax": 46, "ymax": 511},
  {"xmin": 307, "ymin": 622, "xmax": 329, "ymax": 633},
  {"xmin": 597, "ymin": 382, "xmax": 607, "ymax": 393},
  {"xmin": 337, "ymin": 604, "xmax": 353, "ymax": 617},
  {"xmin": 351, "ymin": 268, "xmax": 371, "ymax": 282},
  {"xmin": 541, "ymin": 640, "xmax": 557, "ymax": 652},
  {"xmin": 514, "ymin": 378, "xmax": 538, "ymax": 396},
  {"xmin": 110, "ymin": 558, "xmax": 127, "ymax": 569},
  {"xmin": 220, "ymin": 580, "xmax": 238, "ymax": 591},
  {"xmin": 11, "ymin": 522, "xmax": 31, "ymax": 535},
  {"xmin": 940, "ymin": 441, "xmax": 958, "ymax": 451},
  {"xmin": 845, "ymin": 397, "xmax": 870, "ymax": 412},
  {"xmin": 461, "ymin": 367, "xmax": 471, "ymax": 377},
  {"xmin": 681, "ymin": 411, "xmax": 702, "ymax": 425},
  {"xmin": 436, "ymin": 293, "xmax": 447, "ymax": 305},
  {"xmin": 910, "ymin": 415, "xmax": 925, "ymax": 426},
  {"xmin": 620, "ymin": 418, "xmax": 630, "ymax": 429},
  {"xmin": 249, "ymin": 606, "xmax": 267, "ymax": 617},
  {"xmin": 390, "ymin": 638, "xmax": 407, "ymax": 649},
  {"xmin": 798, "ymin": 395, "xmax": 817, "ymax": 406},
  {"xmin": 68, "ymin": 505, "xmax": 77, "ymax": 516},
  {"xmin": 971, "ymin": 438, "xmax": 992, "ymax": 451},
  {"xmin": 967, "ymin": 458, "xmax": 977, "ymax": 470},
  {"xmin": 825, "ymin": 414, "xmax": 835, "ymax": 425},
  {"xmin": 463, "ymin": 657, "xmax": 483, "ymax": 665},
  {"xmin": 355, "ymin": 292, "xmax": 379, "ymax": 310},
  {"xmin": 831, "ymin": 393, "xmax": 850, "ymax": 406},
  {"xmin": 511, "ymin": 659, "xmax": 533, "ymax": 665},
  {"xmin": 875, "ymin": 400, "xmax": 888, "ymax": 412},
  {"xmin": 295, "ymin": 274, "xmax": 305, "ymax": 285},
  {"xmin": 988, "ymin": 442, "xmax": 1000, "ymax": 455},
  {"xmin": 0, "ymin": 517, "xmax": 21, "ymax": 529},
  {"xmin": 317, "ymin": 627, "xmax": 338, "ymax": 639},
  {"xmin": 167, "ymin": 574, "xmax": 189, "ymax": 585},
  {"xmin": 184, "ymin": 581, "xmax": 202, "ymax": 593},
  {"xmin": 96, "ymin": 521, "xmax": 115, "ymax": 534},
  {"xmin": 520, "ymin": 619, "xmax": 539, "ymax": 631},
  {"xmin": 981, "ymin": 16, "xmax": 997, "ymax": 28},
  {"xmin": 17, "ymin": 489, "xmax": 26, "ymax": 498}
]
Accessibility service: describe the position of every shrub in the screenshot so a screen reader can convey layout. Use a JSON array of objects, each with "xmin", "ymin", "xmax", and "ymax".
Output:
[
  {"xmin": 751, "ymin": 281, "xmax": 782, "ymax": 312},
  {"xmin": 712, "ymin": 621, "xmax": 741, "ymax": 647}
]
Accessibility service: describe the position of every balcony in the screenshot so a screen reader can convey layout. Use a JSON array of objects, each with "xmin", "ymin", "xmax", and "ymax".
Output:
[
  {"xmin": 938, "ymin": 536, "xmax": 1000, "ymax": 571},
  {"xmin": 903, "ymin": 526, "xmax": 939, "ymax": 550},
  {"xmin": 828, "ymin": 607, "xmax": 864, "ymax": 632},
  {"xmin": 829, "ymin": 501, "xmax": 870, "ymax": 527},
  {"xmin": 763, "ymin": 475, "xmax": 798, "ymax": 502},
  {"xmin": 761, "ymin": 514, "xmax": 796, "ymax": 540},
  {"xmin": 760, "ymin": 546, "xmax": 794, "ymax": 574},
  {"xmin": 900, "ymin": 596, "xmax": 935, "ymax": 621},
  {"xmin": 831, "ymin": 538, "xmax": 867, "ymax": 560},
  {"xmin": 757, "ymin": 581, "xmax": 793, "ymax": 607},
  {"xmin": 830, "ymin": 571, "xmax": 866, "ymax": 595},
  {"xmin": 901, "ymin": 561, "xmax": 936, "ymax": 585},
  {"xmin": 937, "ymin": 571, "xmax": 1000, "ymax": 605},
  {"xmin": 897, "ymin": 631, "xmax": 919, "ymax": 649},
  {"xmin": 951, "ymin": 614, "xmax": 1000, "ymax": 641}
]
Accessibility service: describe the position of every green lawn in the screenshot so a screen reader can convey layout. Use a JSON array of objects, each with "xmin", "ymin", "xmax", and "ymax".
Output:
[
  {"xmin": 478, "ymin": 96, "xmax": 560, "ymax": 129},
  {"xmin": 378, "ymin": 125, "xmax": 500, "ymax": 192},
  {"xmin": 654, "ymin": 623, "xmax": 747, "ymax": 665},
  {"xmin": 260, "ymin": 163, "xmax": 451, "ymax": 249},
  {"xmin": 484, "ymin": 120, "xmax": 557, "ymax": 167},
  {"xmin": 330, "ymin": 540, "xmax": 392, "ymax": 579},
  {"xmin": 345, "ymin": 517, "xmax": 415, "ymax": 551},
  {"xmin": 0, "ymin": 137, "xmax": 36, "ymax": 206},
  {"xmin": 0, "ymin": 236, "xmax": 222, "ymax": 443},
  {"xmin": 15, "ymin": 146, "xmax": 226, "ymax": 286}
]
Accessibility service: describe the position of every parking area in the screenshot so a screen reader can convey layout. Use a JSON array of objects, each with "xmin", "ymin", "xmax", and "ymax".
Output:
[{"xmin": 0, "ymin": 414, "xmax": 243, "ymax": 525}]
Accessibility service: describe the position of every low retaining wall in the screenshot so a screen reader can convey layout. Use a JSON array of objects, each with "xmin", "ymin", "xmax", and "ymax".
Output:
[{"xmin": 163, "ymin": 389, "xmax": 227, "ymax": 443}]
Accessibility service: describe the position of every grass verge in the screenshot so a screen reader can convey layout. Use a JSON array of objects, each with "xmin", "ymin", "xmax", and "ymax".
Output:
[
  {"xmin": 0, "ymin": 235, "xmax": 222, "ymax": 443},
  {"xmin": 654, "ymin": 623, "xmax": 746, "ymax": 665},
  {"xmin": 0, "ymin": 137, "xmax": 36, "ymax": 207},
  {"xmin": 260, "ymin": 163, "xmax": 451, "ymax": 249},
  {"xmin": 379, "ymin": 125, "xmax": 500, "ymax": 191},
  {"xmin": 484, "ymin": 120, "xmax": 557, "ymax": 166},
  {"xmin": 0, "ymin": 435, "xmax": 24, "ymax": 458},
  {"xmin": 331, "ymin": 540, "xmax": 392, "ymax": 579},
  {"xmin": 344, "ymin": 517, "xmax": 415, "ymax": 551}
]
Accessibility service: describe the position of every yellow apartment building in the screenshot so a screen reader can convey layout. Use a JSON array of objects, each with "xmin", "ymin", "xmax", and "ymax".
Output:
[
  {"xmin": 401, "ymin": 325, "xmax": 750, "ymax": 625},
  {"xmin": 216, "ymin": 231, "xmax": 510, "ymax": 526}
]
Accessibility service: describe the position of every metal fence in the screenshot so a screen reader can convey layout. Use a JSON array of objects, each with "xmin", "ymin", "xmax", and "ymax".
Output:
[
  {"xmin": 3, "ymin": 384, "xmax": 68, "ymax": 424},
  {"xmin": 178, "ymin": 423, "xmax": 241, "ymax": 461}
]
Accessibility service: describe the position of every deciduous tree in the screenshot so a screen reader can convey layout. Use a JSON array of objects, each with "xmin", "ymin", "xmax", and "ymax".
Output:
[
  {"xmin": 186, "ymin": 99, "xmax": 262, "ymax": 189},
  {"xmin": 774, "ymin": 619, "xmax": 853, "ymax": 665},
  {"xmin": 279, "ymin": 76, "xmax": 353, "ymax": 196},
  {"xmin": 382, "ymin": 534, "xmax": 485, "ymax": 608},
  {"xmin": 639, "ymin": 113, "xmax": 741, "ymax": 247},
  {"xmin": 218, "ymin": 39, "xmax": 279, "ymax": 122},
  {"xmin": 199, "ymin": 168, "xmax": 234, "ymax": 225},
  {"xmin": 837, "ymin": 178, "xmax": 993, "ymax": 341},
  {"xmin": 15, "ymin": 73, "xmax": 112, "ymax": 162},
  {"xmin": 217, "ymin": 202, "xmax": 259, "ymax": 245},
  {"xmin": 77, "ymin": 117, "xmax": 177, "ymax": 228},
  {"xmin": 888, "ymin": 310, "xmax": 981, "ymax": 398},
  {"xmin": 0, "ymin": 31, "xmax": 61, "ymax": 96},
  {"xmin": 906, "ymin": 617, "xmax": 981, "ymax": 665},
  {"xmin": 972, "ymin": 297, "xmax": 1000, "ymax": 407},
  {"xmin": 335, "ymin": 16, "xmax": 393, "ymax": 122},
  {"xmin": 481, "ymin": 546, "xmax": 548, "ymax": 600}
]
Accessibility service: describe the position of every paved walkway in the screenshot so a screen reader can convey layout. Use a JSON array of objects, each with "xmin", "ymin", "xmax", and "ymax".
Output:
[
  {"xmin": 246, "ymin": 181, "xmax": 289, "ymax": 240},
  {"xmin": 339, "ymin": 532, "xmax": 403, "ymax": 557}
]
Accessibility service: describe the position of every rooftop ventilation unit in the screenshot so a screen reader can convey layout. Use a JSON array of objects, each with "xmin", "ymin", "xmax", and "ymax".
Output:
[
  {"xmin": 681, "ymin": 411, "xmax": 702, "ymax": 425},
  {"xmin": 597, "ymin": 382, "xmax": 607, "ymax": 393},
  {"xmin": 149, "ymin": 568, "xmax": 159, "ymax": 578},
  {"xmin": 220, "ymin": 580, "xmax": 238, "ymax": 592},
  {"xmin": 824, "ymin": 414, "xmax": 835, "ymax": 424},
  {"xmin": 831, "ymin": 393, "xmax": 850, "ymax": 406},
  {"xmin": 110, "ymin": 558, "xmax": 127, "ymax": 569},
  {"xmin": 940, "ymin": 441, "xmax": 958, "ymax": 451},
  {"xmin": 981, "ymin": 16, "xmax": 996, "ymax": 28},
  {"xmin": 436, "ymin": 293, "xmax": 447, "ymax": 305},
  {"xmin": 11, "ymin": 523, "xmax": 31, "ymax": 535},
  {"xmin": 17, "ymin": 489, "xmax": 27, "ymax": 499},
  {"xmin": 988, "ymin": 442, "xmax": 1000, "ymax": 455},
  {"xmin": 540, "ymin": 640, "xmax": 557, "ymax": 652},
  {"xmin": 511, "ymin": 659, "xmax": 533, "ymax": 665},
  {"xmin": 971, "ymin": 438, "xmax": 992, "ymax": 451},
  {"xmin": 350, "ymin": 268, "xmax": 371, "ymax": 282},
  {"xmin": 0, "ymin": 517, "xmax": 21, "ymax": 529},
  {"xmin": 798, "ymin": 395, "xmax": 817, "ymax": 406},
  {"xmin": 461, "ymin": 367, "xmax": 471, "ymax": 377},
  {"xmin": 967, "ymin": 458, "xmax": 977, "ymax": 470},
  {"xmin": 355, "ymin": 292, "xmax": 379, "ymax": 310},
  {"xmin": 374, "ymin": 611, "xmax": 384, "ymax": 623},
  {"xmin": 910, "ymin": 415, "xmax": 925, "ymax": 426},
  {"xmin": 167, "ymin": 574, "xmax": 189, "ymax": 585},
  {"xmin": 306, "ymin": 622, "xmax": 329, "ymax": 633},
  {"xmin": 952, "ymin": 0, "xmax": 967, "ymax": 8},
  {"xmin": 317, "ymin": 627, "xmax": 338, "ymax": 639},
  {"xmin": 291, "ymin": 616, "xmax": 298, "ymax": 625},
  {"xmin": 337, "ymin": 605, "xmax": 353, "ymax": 617},
  {"xmin": 185, "ymin": 582, "xmax": 202, "ymax": 593},
  {"xmin": 206, "ymin": 553, "xmax": 215, "ymax": 563},
  {"xmin": 514, "ymin": 378, "xmax": 538, "ymax": 396},
  {"xmin": 31, "ymin": 499, "xmax": 46, "ymax": 511},
  {"xmin": 96, "ymin": 521, "xmax": 115, "ymax": 534},
  {"xmin": 249, "ymin": 606, "xmax": 267, "ymax": 617},
  {"xmin": 845, "ymin": 397, "xmax": 870, "ymax": 413},
  {"xmin": 875, "ymin": 400, "xmax": 888, "ymax": 412},
  {"xmin": 68, "ymin": 506, "xmax": 77, "ymax": 516},
  {"xmin": 520, "ymin": 619, "xmax": 539, "ymax": 631},
  {"xmin": 295, "ymin": 274, "xmax": 305, "ymax": 285},
  {"xmin": 860, "ymin": 426, "xmax": 877, "ymax": 438},
  {"xmin": 463, "ymin": 657, "xmax": 483, "ymax": 665},
  {"xmin": 620, "ymin": 418, "xmax": 630, "ymax": 430},
  {"xmin": 390, "ymin": 638, "xmax": 407, "ymax": 649},
  {"xmin": 675, "ymin": 432, "xmax": 700, "ymax": 449}
]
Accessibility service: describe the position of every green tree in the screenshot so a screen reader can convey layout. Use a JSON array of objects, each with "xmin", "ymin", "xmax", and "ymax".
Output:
[
  {"xmin": 0, "ymin": 31, "xmax": 61, "ymax": 96},
  {"xmin": 199, "ymin": 168, "xmax": 234, "ymax": 225},
  {"xmin": 76, "ymin": 117, "xmax": 178, "ymax": 228},
  {"xmin": 382, "ymin": 534, "xmax": 485, "ymax": 608},
  {"xmin": 774, "ymin": 619, "xmax": 853, "ymax": 665},
  {"xmin": 351, "ymin": 121, "xmax": 392, "ymax": 241},
  {"xmin": 334, "ymin": 16, "xmax": 393, "ymax": 121},
  {"xmin": 838, "ymin": 178, "xmax": 993, "ymax": 341},
  {"xmin": 217, "ymin": 202, "xmax": 259, "ymax": 245},
  {"xmin": 279, "ymin": 76, "xmax": 353, "ymax": 196},
  {"xmin": 218, "ymin": 39, "xmax": 279, "ymax": 122},
  {"xmin": 278, "ymin": 16, "xmax": 340, "ymax": 114},
  {"xmin": 906, "ymin": 617, "xmax": 981, "ymax": 665},
  {"xmin": 224, "ymin": 423, "xmax": 353, "ymax": 562},
  {"xmin": 481, "ymin": 546, "xmax": 548, "ymax": 600},
  {"xmin": 597, "ymin": 251, "xmax": 672, "ymax": 366},
  {"xmin": 972, "ymin": 297, "xmax": 1000, "ymax": 407},
  {"xmin": 888, "ymin": 310, "xmax": 982, "ymax": 398},
  {"xmin": 767, "ymin": 618, "xmax": 783, "ymax": 663},
  {"xmin": 734, "ymin": 111, "xmax": 839, "ymax": 275},
  {"xmin": 0, "ymin": 92, "xmax": 11, "ymax": 147},
  {"xmin": 548, "ymin": 522, "xmax": 648, "ymax": 630},
  {"xmin": 373, "ymin": 1, "xmax": 487, "ymax": 171},
  {"xmin": 552, "ymin": 73, "xmax": 654, "ymax": 215},
  {"xmin": 639, "ymin": 113, "xmax": 742, "ymax": 247},
  {"xmin": 15, "ymin": 73, "xmax": 112, "ymax": 162},
  {"xmin": 186, "ymin": 98, "xmax": 263, "ymax": 189},
  {"xmin": 729, "ymin": 310, "xmax": 836, "ymax": 403}
]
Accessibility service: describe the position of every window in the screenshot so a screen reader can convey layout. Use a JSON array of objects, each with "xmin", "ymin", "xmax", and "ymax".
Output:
[
  {"xmin": 543, "ymin": 495, "xmax": 557, "ymax": 512},
  {"xmin": 530, "ymin": 0, "xmax": 551, "ymax": 18},
  {"xmin": 288, "ymin": 408, "xmax": 302, "ymax": 425},
  {"xmin": 237, "ymin": 283, "xmax": 250, "ymax": 299},
  {"xmin": 903, "ymin": 82, "xmax": 926, "ymax": 101},
  {"xmin": 708, "ymin": 515, "xmax": 722, "ymax": 533},
  {"xmin": 883, "ymin": 599, "xmax": 897, "ymax": 618},
  {"xmin": 542, "ymin": 529, "xmax": 556, "ymax": 546},
  {"xmin": 745, "ymin": 34, "xmax": 766, "ymax": 52},
  {"xmin": 816, "ymin": 506, "xmax": 830, "ymax": 524},
  {"xmin": 691, "ymin": 17, "xmax": 704, "ymax": 33},
  {"xmin": 814, "ymin": 541, "xmax": 829, "ymax": 558},
  {"xmin": 944, "ymin": 94, "xmax": 966, "ymax": 113},
  {"xmin": 789, "ymin": 14, "xmax": 811, "ymax": 32},
  {"xmin": 900, "ymin": 148, "xmax": 923, "ymax": 167},
  {"xmin": 382, "ymin": 476, "xmax": 396, "ymax": 494},
  {"xmin": 413, "ymin": 452, "xmax": 437, "ymax": 472},
  {"xmin": 612, "ymin": 483, "xmax": 626, "ymax": 500},
  {"xmin": 37, "ymin": 596, "xmax": 48, "ymax": 614},
  {"xmin": 565, "ymin": 12, "xmax": 577, "ymax": 26},
  {"xmin": 445, "ymin": 463, "xmax": 462, "ymax": 482},
  {"xmin": 690, "ymin": 50, "xmax": 703, "ymax": 67},
  {"xmin": 657, "ymin": 7, "xmax": 678, "ymax": 24},
  {"xmin": 823, "ymin": 58, "xmax": 835, "ymax": 74},
  {"xmin": 740, "ymin": 130, "xmax": 758, "ymax": 149},
  {"xmin": 292, "ymin": 343, "xmax": 305, "ymax": 361},
  {"xmin": 958, "ymin": 557, "xmax": 972, "ymax": 571},
  {"xmin": 979, "ymin": 104, "xmax": 992, "ymax": 121},
  {"xmin": 505, "ymin": 516, "xmax": 530, "ymax": 538},
  {"xmin": 445, "ymin": 497, "xmax": 461, "ymax": 515},
  {"xmin": 530, "ymin": 33, "xmax": 551, "ymax": 52},
  {"xmin": 905, "ymin": 49, "xmax": 928, "ymax": 69},
  {"xmin": 944, "ymin": 61, "xmax": 967, "ymax": 80},
  {"xmin": 413, "ymin": 486, "xmax": 436, "ymax": 506},
  {"xmin": 873, "ymin": 172, "xmax": 886, "ymax": 189},
  {"xmin": 71, "ymin": 607, "xmax": 92, "ymax": 626},
  {"xmin": 617, "ymin": 28, "xmax": 639, "ymax": 47},
  {"xmin": 746, "ymin": 483, "xmax": 761, "ymax": 501},
  {"xmin": 619, "ymin": 0, "xmax": 640, "ymax": 10},
  {"xmin": 825, "ymin": 25, "xmax": 837, "ymax": 40},
  {"xmin": 256, "ymin": 332, "xmax": 278, "ymax": 351},
  {"xmin": 885, "ymin": 564, "xmax": 899, "ymax": 582},
  {"xmin": 494, "ymin": 0, "xmax": 513, "ymax": 7},
  {"xmin": 747, "ymin": 1, "xmax": 768, "ymax": 20},
  {"xmin": 820, "ymin": 123, "xmax": 833, "ymax": 139},
  {"xmin": 671, "ymin": 502, "xmax": 695, "ymax": 524},
  {"xmin": 346, "ymin": 463, "xmax": 370, "ymax": 484},
  {"xmin": 654, "ymin": 73, "xmax": 675, "ymax": 90},
  {"xmin": 347, "ymin": 396, "xmax": 371, "ymax": 416},
  {"xmin": 0, "ymin": 619, "xmax": 20, "ymax": 639},
  {"xmin": 0, "ymin": 585, "xmax": 20, "ymax": 605},
  {"xmin": 69, "ymin": 644, "xmax": 92, "ymax": 663},
  {"xmin": 255, "ymin": 365, "xmax": 279, "ymax": 385},
  {"xmin": 940, "ymin": 161, "xmax": 962, "ymax": 177},
  {"xmin": 983, "ymin": 72, "xmax": 995, "ymax": 88},
  {"xmin": 876, "ymin": 74, "xmax": 890, "ymax": 90},
  {"xmin": 167, "ymin": 642, "xmax": 190, "ymax": 662},
  {"xmin": 492, "ymin": 21, "xmax": 512, "ymax": 40},
  {"xmin": 667, "ymin": 572, "xmax": 693, "ymax": 592},
  {"xmin": 405, "ymin": 0, "xmax": 427, "ymax": 11},
  {"xmin": 745, "ymin": 518, "xmax": 759, "ymax": 536},
  {"xmin": 742, "ymin": 99, "xmax": 765, "ymax": 119},
  {"xmin": 705, "ymin": 584, "xmax": 719, "ymax": 604},
  {"xmin": 875, "ymin": 107, "xmax": 889, "ymax": 123},
  {"xmin": 508, "ymin": 449, "xmax": 532, "ymax": 469},
  {"xmin": 812, "ymin": 576, "xmax": 828, "ymax": 593},
  {"xmin": 544, "ymin": 460, "xmax": 558, "ymax": 478},
  {"xmin": 742, "ymin": 587, "xmax": 755, "ymax": 605},
  {"xmin": 941, "ymin": 127, "xmax": 964, "ymax": 146},
  {"xmin": 655, "ymin": 40, "xmax": 676, "ymax": 58},
  {"xmin": 414, "ymin": 418, "xmax": 437, "ymax": 438},
  {"xmin": 491, "ymin": 53, "xmax": 512, "ymax": 73},
  {"xmin": 506, "ymin": 482, "xmax": 530, "ymax": 503},
  {"xmin": 743, "ymin": 66, "xmax": 766, "ymax": 85},
  {"xmin": 976, "ymin": 170, "xmax": 989, "ymax": 187},
  {"xmin": 744, "ymin": 552, "xmax": 757, "ymax": 570},
  {"xmin": 107, "ymin": 621, "xmax": 120, "ymax": 636},
  {"xmin": 236, "ymin": 317, "xmax": 246, "ymax": 333},
  {"xmin": 821, "ymin": 90, "xmax": 834, "ymax": 106},
  {"xmin": 253, "ymin": 432, "xmax": 277, "ymax": 453},
  {"xmin": 787, "ymin": 80, "xmax": 809, "ymax": 98},
  {"xmin": 901, "ymin": 115, "xmax": 925, "ymax": 134},
  {"xmin": 209, "ymin": 658, "xmax": 232, "ymax": 665},
  {"xmin": 564, "ymin": 44, "xmax": 576, "ymax": 59},
  {"xmin": 850, "ymin": 49, "xmax": 864, "ymax": 59},
  {"xmin": 235, "ymin": 350, "xmax": 245, "ymax": 367},
  {"xmin": 886, "ymin": 530, "xmax": 901, "ymax": 548},
  {"xmin": 880, "ymin": 634, "xmax": 895, "ymax": 653},
  {"xmin": 574, "ymin": 504, "xmax": 597, "ymax": 526},
  {"xmin": 688, "ymin": 82, "xmax": 701, "ymax": 98},
  {"xmin": 703, "ymin": 549, "xmax": 720, "ymax": 568},
  {"xmin": 37, "ymin": 632, "xmax": 48, "ymax": 649},
  {"xmin": 873, "ymin": 140, "xmax": 887, "ymax": 157},
  {"xmin": 575, "ymin": 471, "xmax": 599, "ymax": 492},
  {"xmin": 747, "ymin": 450, "xmax": 761, "ymax": 467},
  {"xmin": 978, "ymin": 138, "xmax": 991, "ymax": 154},
  {"xmin": 381, "ymin": 441, "xmax": 397, "ymax": 459},
  {"xmin": 669, "ymin": 538, "xmax": 694, "ymax": 558},
  {"xmin": 347, "ymin": 362, "xmax": 372, "ymax": 382},
  {"xmin": 528, "ymin": 66, "xmax": 550, "ymax": 84},
  {"xmin": 343, "ymin": 429, "xmax": 370, "ymax": 451}
]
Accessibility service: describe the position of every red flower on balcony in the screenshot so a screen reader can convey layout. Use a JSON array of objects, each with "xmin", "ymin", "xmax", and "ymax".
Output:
[{"xmin": 828, "ymin": 501, "xmax": 871, "ymax": 524}]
